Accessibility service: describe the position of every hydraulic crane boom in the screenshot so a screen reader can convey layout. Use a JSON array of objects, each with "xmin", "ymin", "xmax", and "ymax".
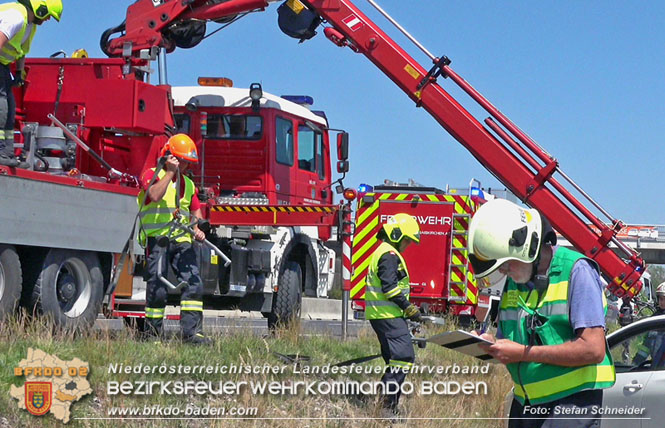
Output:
[
  {"xmin": 102, "ymin": 0, "xmax": 273, "ymax": 57},
  {"xmin": 103, "ymin": 0, "xmax": 645, "ymax": 297},
  {"xmin": 299, "ymin": 0, "xmax": 645, "ymax": 298}
]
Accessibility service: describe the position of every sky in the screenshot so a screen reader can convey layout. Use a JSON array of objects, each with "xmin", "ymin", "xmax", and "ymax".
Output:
[{"xmin": 26, "ymin": 1, "xmax": 665, "ymax": 224}]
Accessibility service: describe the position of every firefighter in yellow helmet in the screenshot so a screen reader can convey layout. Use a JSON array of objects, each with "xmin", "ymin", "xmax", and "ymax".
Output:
[
  {"xmin": 0, "ymin": 0, "xmax": 62, "ymax": 167},
  {"xmin": 138, "ymin": 134, "xmax": 211, "ymax": 345},
  {"xmin": 468, "ymin": 199, "xmax": 615, "ymax": 427},
  {"xmin": 364, "ymin": 213, "xmax": 421, "ymax": 415}
]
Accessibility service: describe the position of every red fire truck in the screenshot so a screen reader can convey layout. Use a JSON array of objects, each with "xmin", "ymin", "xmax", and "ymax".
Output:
[
  {"xmin": 349, "ymin": 182, "xmax": 503, "ymax": 324},
  {"xmin": 0, "ymin": 60, "xmax": 351, "ymax": 329},
  {"xmin": 0, "ymin": 0, "xmax": 647, "ymax": 330}
]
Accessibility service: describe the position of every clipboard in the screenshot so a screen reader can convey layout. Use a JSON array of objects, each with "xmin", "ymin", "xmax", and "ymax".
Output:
[{"xmin": 427, "ymin": 330, "xmax": 498, "ymax": 363}]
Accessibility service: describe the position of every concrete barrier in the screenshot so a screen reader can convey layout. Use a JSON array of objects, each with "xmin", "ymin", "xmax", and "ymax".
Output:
[
  {"xmin": 162, "ymin": 297, "xmax": 352, "ymax": 321},
  {"xmin": 302, "ymin": 298, "xmax": 352, "ymax": 321}
]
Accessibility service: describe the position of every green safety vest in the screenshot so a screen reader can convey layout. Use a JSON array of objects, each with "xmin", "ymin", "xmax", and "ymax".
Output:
[
  {"xmin": 498, "ymin": 247, "xmax": 615, "ymax": 405},
  {"xmin": 0, "ymin": 3, "xmax": 36, "ymax": 65},
  {"xmin": 138, "ymin": 168, "xmax": 195, "ymax": 244},
  {"xmin": 364, "ymin": 241, "xmax": 410, "ymax": 320}
]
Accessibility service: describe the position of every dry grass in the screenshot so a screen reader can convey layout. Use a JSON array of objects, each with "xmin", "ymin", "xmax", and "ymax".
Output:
[{"xmin": 0, "ymin": 314, "xmax": 512, "ymax": 427}]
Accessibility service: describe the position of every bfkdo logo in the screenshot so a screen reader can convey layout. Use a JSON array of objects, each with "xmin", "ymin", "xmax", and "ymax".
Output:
[
  {"xmin": 10, "ymin": 348, "xmax": 92, "ymax": 423},
  {"xmin": 25, "ymin": 382, "xmax": 52, "ymax": 416}
]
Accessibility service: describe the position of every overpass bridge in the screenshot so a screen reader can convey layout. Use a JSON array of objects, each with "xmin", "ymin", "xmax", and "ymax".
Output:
[{"xmin": 557, "ymin": 225, "xmax": 665, "ymax": 265}]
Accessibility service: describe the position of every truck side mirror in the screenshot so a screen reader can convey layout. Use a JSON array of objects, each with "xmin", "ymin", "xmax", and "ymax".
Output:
[
  {"xmin": 337, "ymin": 132, "xmax": 349, "ymax": 161},
  {"xmin": 337, "ymin": 160, "xmax": 349, "ymax": 174}
]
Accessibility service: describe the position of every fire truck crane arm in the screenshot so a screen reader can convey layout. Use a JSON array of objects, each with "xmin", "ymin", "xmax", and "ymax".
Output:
[
  {"xmin": 102, "ymin": 0, "xmax": 273, "ymax": 58},
  {"xmin": 295, "ymin": 0, "xmax": 645, "ymax": 298}
]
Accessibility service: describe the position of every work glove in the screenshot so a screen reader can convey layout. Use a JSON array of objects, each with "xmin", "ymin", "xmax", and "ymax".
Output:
[
  {"xmin": 12, "ymin": 69, "xmax": 25, "ymax": 87},
  {"xmin": 404, "ymin": 304, "xmax": 422, "ymax": 322}
]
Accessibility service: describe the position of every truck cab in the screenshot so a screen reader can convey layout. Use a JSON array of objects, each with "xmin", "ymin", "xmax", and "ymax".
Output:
[{"xmin": 170, "ymin": 84, "xmax": 333, "ymax": 206}]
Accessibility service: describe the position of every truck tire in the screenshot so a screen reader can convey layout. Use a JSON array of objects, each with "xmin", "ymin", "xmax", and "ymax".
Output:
[
  {"xmin": 0, "ymin": 245, "xmax": 21, "ymax": 321},
  {"xmin": 31, "ymin": 249, "xmax": 103, "ymax": 330},
  {"xmin": 267, "ymin": 261, "xmax": 302, "ymax": 329}
]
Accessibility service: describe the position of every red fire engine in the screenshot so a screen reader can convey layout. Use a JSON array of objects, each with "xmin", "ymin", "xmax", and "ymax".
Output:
[
  {"xmin": 349, "ymin": 182, "xmax": 504, "ymax": 324},
  {"xmin": 0, "ymin": 0, "xmax": 646, "ymax": 330},
  {"xmin": 0, "ymin": 59, "xmax": 351, "ymax": 329}
]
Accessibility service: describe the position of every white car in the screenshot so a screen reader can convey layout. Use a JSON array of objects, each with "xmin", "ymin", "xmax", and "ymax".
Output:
[
  {"xmin": 501, "ymin": 315, "xmax": 665, "ymax": 428},
  {"xmin": 602, "ymin": 315, "xmax": 665, "ymax": 428}
]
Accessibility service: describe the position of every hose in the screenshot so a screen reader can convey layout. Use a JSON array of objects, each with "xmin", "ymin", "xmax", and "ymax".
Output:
[{"xmin": 100, "ymin": 21, "xmax": 126, "ymax": 58}]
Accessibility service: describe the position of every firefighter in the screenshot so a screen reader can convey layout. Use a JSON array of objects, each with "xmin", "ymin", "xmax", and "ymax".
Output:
[
  {"xmin": 468, "ymin": 199, "xmax": 615, "ymax": 428},
  {"xmin": 138, "ymin": 134, "xmax": 211, "ymax": 345},
  {"xmin": 0, "ymin": 0, "xmax": 62, "ymax": 167},
  {"xmin": 656, "ymin": 282, "xmax": 665, "ymax": 316},
  {"xmin": 364, "ymin": 213, "xmax": 422, "ymax": 415},
  {"xmin": 632, "ymin": 282, "xmax": 665, "ymax": 368}
]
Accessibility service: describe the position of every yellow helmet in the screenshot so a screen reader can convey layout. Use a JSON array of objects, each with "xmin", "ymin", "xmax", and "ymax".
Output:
[
  {"xmin": 468, "ymin": 199, "xmax": 543, "ymax": 278},
  {"xmin": 29, "ymin": 0, "xmax": 63, "ymax": 22},
  {"xmin": 161, "ymin": 134, "xmax": 198, "ymax": 163},
  {"xmin": 382, "ymin": 213, "xmax": 420, "ymax": 245}
]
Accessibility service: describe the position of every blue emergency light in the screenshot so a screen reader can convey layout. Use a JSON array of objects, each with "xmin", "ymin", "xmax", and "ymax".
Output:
[
  {"xmin": 470, "ymin": 187, "xmax": 484, "ymax": 198},
  {"xmin": 281, "ymin": 95, "xmax": 314, "ymax": 105},
  {"xmin": 358, "ymin": 183, "xmax": 373, "ymax": 193}
]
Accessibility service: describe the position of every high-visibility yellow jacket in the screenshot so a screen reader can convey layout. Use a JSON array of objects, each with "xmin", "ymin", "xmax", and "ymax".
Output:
[
  {"xmin": 0, "ymin": 3, "xmax": 36, "ymax": 65},
  {"xmin": 364, "ymin": 241, "xmax": 410, "ymax": 320},
  {"xmin": 138, "ymin": 169, "xmax": 195, "ymax": 244}
]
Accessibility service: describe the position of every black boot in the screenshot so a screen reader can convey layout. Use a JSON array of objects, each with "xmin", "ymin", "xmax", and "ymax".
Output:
[
  {"xmin": 0, "ymin": 154, "xmax": 18, "ymax": 167},
  {"xmin": 15, "ymin": 157, "xmax": 29, "ymax": 169},
  {"xmin": 0, "ymin": 154, "xmax": 28, "ymax": 168},
  {"xmin": 181, "ymin": 310, "xmax": 211, "ymax": 345},
  {"xmin": 141, "ymin": 317, "xmax": 165, "ymax": 343},
  {"xmin": 183, "ymin": 332, "xmax": 213, "ymax": 346}
]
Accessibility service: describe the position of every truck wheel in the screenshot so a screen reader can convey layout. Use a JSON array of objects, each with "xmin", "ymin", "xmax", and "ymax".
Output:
[
  {"xmin": 32, "ymin": 249, "xmax": 103, "ymax": 330},
  {"xmin": 267, "ymin": 261, "xmax": 302, "ymax": 329},
  {"xmin": 0, "ymin": 245, "xmax": 21, "ymax": 321}
]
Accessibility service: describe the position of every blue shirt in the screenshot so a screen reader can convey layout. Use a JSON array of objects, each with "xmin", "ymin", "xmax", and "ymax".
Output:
[{"xmin": 568, "ymin": 253, "xmax": 606, "ymax": 331}]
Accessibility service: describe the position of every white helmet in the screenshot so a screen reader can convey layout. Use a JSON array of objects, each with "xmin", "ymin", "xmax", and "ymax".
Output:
[
  {"xmin": 468, "ymin": 199, "xmax": 544, "ymax": 279},
  {"xmin": 657, "ymin": 282, "xmax": 665, "ymax": 297}
]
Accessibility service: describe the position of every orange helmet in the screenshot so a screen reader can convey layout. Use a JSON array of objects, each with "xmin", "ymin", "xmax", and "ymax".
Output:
[{"xmin": 161, "ymin": 134, "xmax": 198, "ymax": 163}]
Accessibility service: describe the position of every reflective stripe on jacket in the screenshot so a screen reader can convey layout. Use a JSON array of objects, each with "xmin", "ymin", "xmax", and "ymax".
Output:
[
  {"xmin": 138, "ymin": 168, "xmax": 195, "ymax": 243},
  {"xmin": 364, "ymin": 241, "xmax": 410, "ymax": 320},
  {"xmin": 0, "ymin": 3, "xmax": 35, "ymax": 65},
  {"xmin": 498, "ymin": 247, "xmax": 615, "ymax": 405}
]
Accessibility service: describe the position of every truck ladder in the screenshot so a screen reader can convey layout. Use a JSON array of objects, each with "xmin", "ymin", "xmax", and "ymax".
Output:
[{"xmin": 447, "ymin": 212, "xmax": 472, "ymax": 304}]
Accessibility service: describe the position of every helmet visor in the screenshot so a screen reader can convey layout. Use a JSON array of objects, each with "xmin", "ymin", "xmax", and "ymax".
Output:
[
  {"xmin": 469, "ymin": 253, "xmax": 500, "ymax": 279},
  {"xmin": 35, "ymin": 4, "xmax": 49, "ymax": 19}
]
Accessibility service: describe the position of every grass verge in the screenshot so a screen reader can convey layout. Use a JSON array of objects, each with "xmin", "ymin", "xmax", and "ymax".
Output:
[{"xmin": 0, "ymin": 315, "xmax": 512, "ymax": 428}]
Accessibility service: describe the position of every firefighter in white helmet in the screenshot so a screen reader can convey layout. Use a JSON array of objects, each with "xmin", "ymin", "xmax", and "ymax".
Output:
[
  {"xmin": 468, "ymin": 199, "xmax": 615, "ymax": 428},
  {"xmin": 656, "ymin": 282, "xmax": 665, "ymax": 316},
  {"xmin": 364, "ymin": 213, "xmax": 421, "ymax": 415},
  {"xmin": 632, "ymin": 282, "xmax": 665, "ymax": 369},
  {"xmin": 0, "ymin": 0, "xmax": 62, "ymax": 167}
]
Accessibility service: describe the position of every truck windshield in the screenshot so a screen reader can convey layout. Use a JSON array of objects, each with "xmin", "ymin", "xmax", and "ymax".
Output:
[
  {"xmin": 205, "ymin": 114, "xmax": 262, "ymax": 140},
  {"xmin": 297, "ymin": 125, "xmax": 323, "ymax": 175},
  {"xmin": 174, "ymin": 114, "xmax": 190, "ymax": 135}
]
